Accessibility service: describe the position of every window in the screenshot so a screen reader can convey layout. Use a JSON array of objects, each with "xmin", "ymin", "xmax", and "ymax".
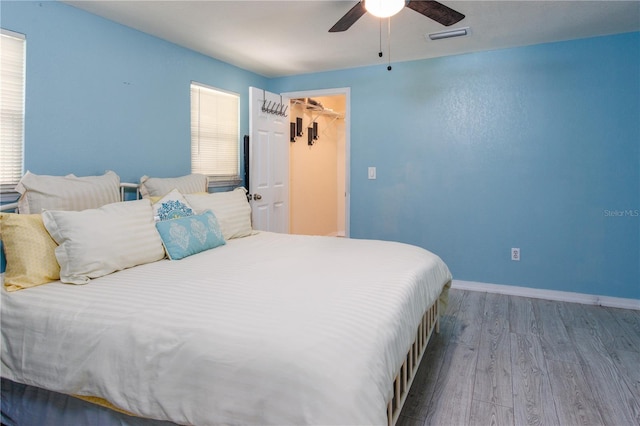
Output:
[
  {"xmin": 1, "ymin": 29, "xmax": 26, "ymax": 192},
  {"xmin": 190, "ymin": 82, "xmax": 240, "ymax": 186}
]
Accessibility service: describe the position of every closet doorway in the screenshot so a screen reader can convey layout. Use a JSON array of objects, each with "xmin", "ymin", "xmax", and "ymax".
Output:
[{"xmin": 283, "ymin": 88, "xmax": 350, "ymax": 238}]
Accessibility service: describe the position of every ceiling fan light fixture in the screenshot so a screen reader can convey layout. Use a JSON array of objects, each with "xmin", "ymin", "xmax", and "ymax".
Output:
[{"xmin": 365, "ymin": 0, "xmax": 405, "ymax": 18}]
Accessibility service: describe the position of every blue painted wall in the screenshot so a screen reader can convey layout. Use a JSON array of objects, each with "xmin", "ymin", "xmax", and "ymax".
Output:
[
  {"xmin": 1, "ymin": 1, "xmax": 267, "ymax": 184},
  {"xmin": 270, "ymin": 33, "xmax": 640, "ymax": 299},
  {"xmin": 2, "ymin": 1, "xmax": 638, "ymax": 299}
]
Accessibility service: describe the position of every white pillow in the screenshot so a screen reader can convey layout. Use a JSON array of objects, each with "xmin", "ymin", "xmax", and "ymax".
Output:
[
  {"xmin": 152, "ymin": 188, "xmax": 195, "ymax": 221},
  {"xmin": 185, "ymin": 187, "xmax": 252, "ymax": 240},
  {"xmin": 139, "ymin": 174, "xmax": 208, "ymax": 198},
  {"xmin": 42, "ymin": 199, "xmax": 165, "ymax": 285},
  {"xmin": 16, "ymin": 171, "xmax": 120, "ymax": 214}
]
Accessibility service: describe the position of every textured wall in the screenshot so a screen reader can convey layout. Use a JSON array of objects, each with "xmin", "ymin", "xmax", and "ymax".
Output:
[
  {"xmin": 2, "ymin": 1, "xmax": 267, "ymax": 184},
  {"xmin": 271, "ymin": 33, "xmax": 640, "ymax": 299}
]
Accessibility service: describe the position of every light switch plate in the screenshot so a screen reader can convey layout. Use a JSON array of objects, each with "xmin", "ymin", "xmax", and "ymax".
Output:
[{"xmin": 368, "ymin": 167, "xmax": 376, "ymax": 180}]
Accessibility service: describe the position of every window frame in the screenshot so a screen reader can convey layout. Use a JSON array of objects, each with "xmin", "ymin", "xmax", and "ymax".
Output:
[
  {"xmin": 190, "ymin": 82, "xmax": 242, "ymax": 189},
  {"xmin": 0, "ymin": 29, "xmax": 26, "ymax": 199}
]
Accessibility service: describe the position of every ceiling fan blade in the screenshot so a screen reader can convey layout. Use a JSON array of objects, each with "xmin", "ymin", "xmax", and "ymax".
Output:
[
  {"xmin": 406, "ymin": 1, "xmax": 465, "ymax": 26},
  {"xmin": 329, "ymin": 1, "xmax": 367, "ymax": 32}
]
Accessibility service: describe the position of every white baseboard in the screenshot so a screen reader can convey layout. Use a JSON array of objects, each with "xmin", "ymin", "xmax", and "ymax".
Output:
[{"xmin": 451, "ymin": 280, "xmax": 640, "ymax": 310}]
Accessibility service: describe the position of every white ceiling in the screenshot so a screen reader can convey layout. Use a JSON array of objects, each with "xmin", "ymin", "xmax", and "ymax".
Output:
[{"xmin": 64, "ymin": 1, "xmax": 640, "ymax": 77}]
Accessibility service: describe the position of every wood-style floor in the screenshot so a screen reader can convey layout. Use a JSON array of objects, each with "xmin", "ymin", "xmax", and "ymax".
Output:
[{"xmin": 398, "ymin": 289, "xmax": 640, "ymax": 426}]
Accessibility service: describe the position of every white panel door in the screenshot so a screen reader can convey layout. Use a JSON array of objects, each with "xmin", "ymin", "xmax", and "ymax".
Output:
[{"xmin": 249, "ymin": 87, "xmax": 290, "ymax": 233}]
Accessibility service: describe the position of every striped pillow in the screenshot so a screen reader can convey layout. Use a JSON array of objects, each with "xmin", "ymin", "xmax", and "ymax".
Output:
[
  {"xmin": 139, "ymin": 174, "xmax": 208, "ymax": 198},
  {"xmin": 185, "ymin": 188, "xmax": 252, "ymax": 239},
  {"xmin": 42, "ymin": 199, "xmax": 165, "ymax": 285},
  {"xmin": 15, "ymin": 171, "xmax": 120, "ymax": 214}
]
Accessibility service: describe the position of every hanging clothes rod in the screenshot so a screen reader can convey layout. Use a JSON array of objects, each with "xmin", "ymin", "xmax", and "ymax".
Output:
[{"xmin": 291, "ymin": 98, "xmax": 344, "ymax": 119}]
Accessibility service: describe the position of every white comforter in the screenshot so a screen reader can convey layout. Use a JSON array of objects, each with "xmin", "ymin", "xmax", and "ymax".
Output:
[{"xmin": 1, "ymin": 232, "xmax": 451, "ymax": 425}]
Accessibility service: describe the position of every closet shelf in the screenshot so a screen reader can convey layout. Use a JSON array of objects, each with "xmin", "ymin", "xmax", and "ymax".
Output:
[{"xmin": 292, "ymin": 98, "xmax": 344, "ymax": 119}]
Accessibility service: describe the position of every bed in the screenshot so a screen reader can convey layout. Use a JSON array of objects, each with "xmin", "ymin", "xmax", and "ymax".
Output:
[{"xmin": 0, "ymin": 171, "xmax": 452, "ymax": 426}]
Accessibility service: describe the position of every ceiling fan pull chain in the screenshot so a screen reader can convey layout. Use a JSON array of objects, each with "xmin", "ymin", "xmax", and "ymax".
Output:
[
  {"xmin": 387, "ymin": 17, "xmax": 392, "ymax": 71},
  {"xmin": 378, "ymin": 19, "xmax": 383, "ymax": 58}
]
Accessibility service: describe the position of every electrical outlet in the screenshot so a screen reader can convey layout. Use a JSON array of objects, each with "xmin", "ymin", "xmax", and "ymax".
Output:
[{"xmin": 511, "ymin": 248, "xmax": 520, "ymax": 261}]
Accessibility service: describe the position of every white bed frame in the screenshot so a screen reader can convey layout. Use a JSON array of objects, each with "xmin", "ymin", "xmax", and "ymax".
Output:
[
  {"xmin": 387, "ymin": 296, "xmax": 441, "ymax": 426},
  {"xmin": 1, "ymin": 182, "xmax": 446, "ymax": 426},
  {"xmin": 0, "ymin": 182, "xmax": 141, "ymax": 213},
  {"xmin": 0, "ymin": 201, "xmax": 18, "ymax": 212}
]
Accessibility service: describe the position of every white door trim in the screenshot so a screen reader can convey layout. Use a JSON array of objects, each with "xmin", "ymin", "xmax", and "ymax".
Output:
[{"xmin": 281, "ymin": 87, "xmax": 351, "ymax": 238}]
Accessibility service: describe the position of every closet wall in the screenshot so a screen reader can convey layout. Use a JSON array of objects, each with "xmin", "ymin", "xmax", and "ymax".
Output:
[{"xmin": 289, "ymin": 95, "xmax": 346, "ymax": 236}]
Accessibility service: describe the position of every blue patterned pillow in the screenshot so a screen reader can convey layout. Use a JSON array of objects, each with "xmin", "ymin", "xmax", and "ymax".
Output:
[
  {"xmin": 155, "ymin": 210, "xmax": 225, "ymax": 260},
  {"xmin": 153, "ymin": 189, "xmax": 195, "ymax": 221}
]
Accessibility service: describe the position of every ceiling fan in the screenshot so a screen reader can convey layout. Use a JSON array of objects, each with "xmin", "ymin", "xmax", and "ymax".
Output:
[{"xmin": 329, "ymin": 0, "xmax": 465, "ymax": 33}]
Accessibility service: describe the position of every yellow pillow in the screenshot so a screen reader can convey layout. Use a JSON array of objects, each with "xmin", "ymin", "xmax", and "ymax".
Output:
[{"xmin": 0, "ymin": 213, "xmax": 60, "ymax": 291}]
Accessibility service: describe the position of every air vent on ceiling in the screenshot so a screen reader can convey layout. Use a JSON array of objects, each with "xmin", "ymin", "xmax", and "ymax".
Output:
[{"xmin": 427, "ymin": 27, "xmax": 469, "ymax": 41}]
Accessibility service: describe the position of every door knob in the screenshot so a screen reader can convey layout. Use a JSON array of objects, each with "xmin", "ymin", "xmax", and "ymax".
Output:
[{"xmin": 253, "ymin": 193, "xmax": 262, "ymax": 200}]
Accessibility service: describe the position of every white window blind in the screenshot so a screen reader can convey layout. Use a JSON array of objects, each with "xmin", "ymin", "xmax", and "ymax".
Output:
[
  {"xmin": 191, "ymin": 83, "xmax": 240, "ymax": 183},
  {"xmin": 1, "ymin": 29, "xmax": 26, "ymax": 191}
]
